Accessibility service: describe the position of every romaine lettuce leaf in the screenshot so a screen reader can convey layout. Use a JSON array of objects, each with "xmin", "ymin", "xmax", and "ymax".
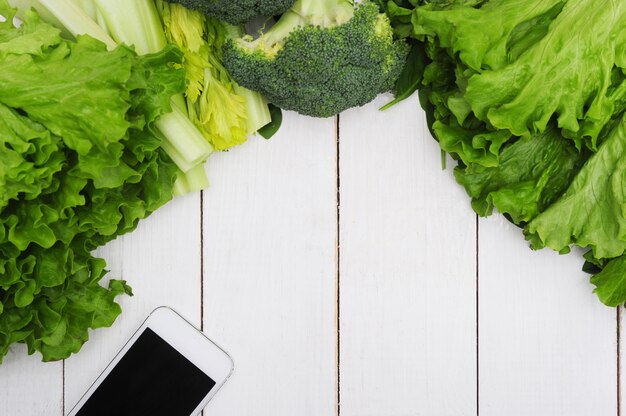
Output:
[
  {"xmin": 412, "ymin": 0, "xmax": 626, "ymax": 148},
  {"xmin": 455, "ymin": 126, "xmax": 584, "ymax": 224},
  {"xmin": 590, "ymin": 255, "xmax": 626, "ymax": 307},
  {"xmin": 525, "ymin": 116, "xmax": 626, "ymax": 260},
  {"xmin": 382, "ymin": 0, "xmax": 626, "ymax": 307}
]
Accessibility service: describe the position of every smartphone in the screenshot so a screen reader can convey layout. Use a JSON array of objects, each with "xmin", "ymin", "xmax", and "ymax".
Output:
[{"xmin": 67, "ymin": 307, "xmax": 234, "ymax": 416}]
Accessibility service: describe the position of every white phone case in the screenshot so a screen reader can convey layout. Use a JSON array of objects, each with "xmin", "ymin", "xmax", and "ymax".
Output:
[{"xmin": 67, "ymin": 306, "xmax": 234, "ymax": 416}]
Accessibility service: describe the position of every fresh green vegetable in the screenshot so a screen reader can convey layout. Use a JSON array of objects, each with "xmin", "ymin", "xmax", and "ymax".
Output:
[
  {"xmin": 454, "ymin": 125, "xmax": 584, "ymax": 225},
  {"xmin": 10, "ymin": 0, "xmax": 214, "ymax": 178},
  {"xmin": 526, "ymin": 118, "xmax": 626, "ymax": 259},
  {"xmin": 173, "ymin": 164, "xmax": 209, "ymax": 196},
  {"xmin": 9, "ymin": 0, "xmax": 115, "ymax": 45},
  {"xmin": 380, "ymin": 41, "xmax": 427, "ymax": 111},
  {"xmin": 163, "ymin": 0, "xmax": 296, "ymax": 24},
  {"xmin": 222, "ymin": 0, "xmax": 410, "ymax": 118},
  {"xmin": 156, "ymin": 2, "xmax": 272, "ymax": 151},
  {"xmin": 381, "ymin": 0, "xmax": 626, "ymax": 306},
  {"xmin": 0, "ymin": 2, "xmax": 183, "ymax": 361}
]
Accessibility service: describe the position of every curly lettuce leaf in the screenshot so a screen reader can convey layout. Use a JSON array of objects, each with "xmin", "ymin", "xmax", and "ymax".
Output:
[
  {"xmin": 412, "ymin": 0, "xmax": 626, "ymax": 148},
  {"xmin": 525, "ymin": 117, "xmax": 626, "ymax": 259},
  {"xmin": 455, "ymin": 125, "xmax": 584, "ymax": 224},
  {"xmin": 0, "ymin": 36, "xmax": 133, "ymax": 156},
  {"xmin": 383, "ymin": 0, "xmax": 626, "ymax": 307},
  {"xmin": 590, "ymin": 255, "xmax": 626, "ymax": 307},
  {"xmin": 0, "ymin": 3, "xmax": 182, "ymax": 362},
  {"xmin": 0, "ymin": 103, "xmax": 65, "ymax": 211}
]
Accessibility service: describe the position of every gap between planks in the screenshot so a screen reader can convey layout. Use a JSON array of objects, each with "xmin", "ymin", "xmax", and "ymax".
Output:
[
  {"xmin": 62, "ymin": 359, "xmax": 66, "ymax": 415},
  {"xmin": 201, "ymin": 190, "xmax": 205, "ymax": 416},
  {"xmin": 200, "ymin": 190, "xmax": 205, "ymax": 333},
  {"xmin": 618, "ymin": 307, "xmax": 622, "ymax": 416},
  {"xmin": 476, "ymin": 215, "xmax": 480, "ymax": 416},
  {"xmin": 335, "ymin": 114, "xmax": 342, "ymax": 416}
]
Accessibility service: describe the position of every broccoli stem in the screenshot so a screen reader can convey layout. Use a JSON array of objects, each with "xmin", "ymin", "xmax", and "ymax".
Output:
[
  {"xmin": 291, "ymin": 0, "xmax": 354, "ymax": 25},
  {"xmin": 248, "ymin": 0, "xmax": 354, "ymax": 49}
]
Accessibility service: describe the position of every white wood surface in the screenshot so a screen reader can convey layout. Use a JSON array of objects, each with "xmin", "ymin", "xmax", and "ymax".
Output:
[
  {"xmin": 0, "ymin": 350, "xmax": 62, "ymax": 415},
  {"xmin": 339, "ymin": 96, "xmax": 477, "ymax": 415},
  {"xmin": 201, "ymin": 113, "xmax": 338, "ymax": 415},
  {"xmin": 2, "ymin": 97, "xmax": 622, "ymax": 415},
  {"xmin": 479, "ymin": 216, "xmax": 617, "ymax": 416}
]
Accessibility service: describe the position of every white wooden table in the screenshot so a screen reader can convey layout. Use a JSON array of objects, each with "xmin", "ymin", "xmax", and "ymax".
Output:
[{"xmin": 0, "ymin": 94, "xmax": 620, "ymax": 416}]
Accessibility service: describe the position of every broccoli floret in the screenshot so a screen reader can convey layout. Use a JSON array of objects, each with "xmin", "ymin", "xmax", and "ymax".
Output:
[
  {"xmin": 164, "ymin": 0, "xmax": 296, "ymax": 24},
  {"xmin": 222, "ymin": 0, "xmax": 409, "ymax": 118}
]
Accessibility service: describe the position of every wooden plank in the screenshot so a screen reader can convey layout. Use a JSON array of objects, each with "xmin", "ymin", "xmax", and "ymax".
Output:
[
  {"xmin": 201, "ymin": 112, "xmax": 338, "ymax": 415},
  {"xmin": 0, "ymin": 348, "xmax": 62, "ymax": 415},
  {"xmin": 339, "ymin": 95, "xmax": 477, "ymax": 415},
  {"xmin": 64, "ymin": 193, "xmax": 202, "ymax": 411},
  {"xmin": 479, "ymin": 215, "xmax": 617, "ymax": 415}
]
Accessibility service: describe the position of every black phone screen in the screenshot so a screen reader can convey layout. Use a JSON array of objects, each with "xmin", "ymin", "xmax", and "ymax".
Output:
[{"xmin": 76, "ymin": 327, "xmax": 216, "ymax": 416}]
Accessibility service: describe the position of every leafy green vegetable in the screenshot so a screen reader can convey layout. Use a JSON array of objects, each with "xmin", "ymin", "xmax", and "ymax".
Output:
[
  {"xmin": 412, "ymin": 0, "xmax": 626, "ymax": 148},
  {"xmin": 380, "ymin": 41, "xmax": 428, "ymax": 111},
  {"xmin": 381, "ymin": 0, "xmax": 626, "ymax": 306},
  {"xmin": 591, "ymin": 255, "xmax": 626, "ymax": 307},
  {"xmin": 11, "ymin": 0, "xmax": 215, "ymax": 177},
  {"xmin": 0, "ymin": 3, "xmax": 182, "ymax": 361},
  {"xmin": 258, "ymin": 104, "xmax": 283, "ymax": 140},
  {"xmin": 526, "ymin": 117, "xmax": 626, "ymax": 259},
  {"xmin": 455, "ymin": 126, "xmax": 584, "ymax": 224}
]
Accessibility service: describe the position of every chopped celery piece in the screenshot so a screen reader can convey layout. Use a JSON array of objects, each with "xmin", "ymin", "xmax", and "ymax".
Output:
[
  {"xmin": 173, "ymin": 164, "xmax": 210, "ymax": 196},
  {"xmin": 234, "ymin": 83, "xmax": 272, "ymax": 134},
  {"xmin": 156, "ymin": 106, "xmax": 214, "ymax": 172},
  {"xmin": 93, "ymin": 0, "xmax": 166, "ymax": 55}
]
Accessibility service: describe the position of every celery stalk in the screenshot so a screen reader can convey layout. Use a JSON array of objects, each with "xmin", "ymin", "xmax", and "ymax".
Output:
[
  {"xmin": 92, "ymin": 0, "xmax": 166, "ymax": 55},
  {"xmin": 8, "ymin": 0, "xmax": 116, "ymax": 49},
  {"xmin": 156, "ymin": 106, "xmax": 214, "ymax": 172},
  {"xmin": 173, "ymin": 164, "xmax": 210, "ymax": 197},
  {"xmin": 70, "ymin": 0, "xmax": 97, "ymax": 20},
  {"xmin": 234, "ymin": 83, "xmax": 272, "ymax": 134},
  {"xmin": 70, "ymin": 0, "xmax": 108, "ymax": 32}
]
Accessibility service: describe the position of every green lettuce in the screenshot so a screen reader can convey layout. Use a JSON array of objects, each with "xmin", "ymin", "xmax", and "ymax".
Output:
[
  {"xmin": 381, "ymin": 0, "xmax": 626, "ymax": 306},
  {"xmin": 455, "ymin": 126, "xmax": 584, "ymax": 224},
  {"xmin": 412, "ymin": 0, "xmax": 626, "ymax": 148},
  {"xmin": 0, "ymin": 2, "xmax": 182, "ymax": 361},
  {"xmin": 526, "ymin": 117, "xmax": 626, "ymax": 259}
]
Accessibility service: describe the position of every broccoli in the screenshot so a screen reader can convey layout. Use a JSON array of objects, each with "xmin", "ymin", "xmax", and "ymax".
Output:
[
  {"xmin": 221, "ymin": 0, "xmax": 409, "ymax": 118},
  {"xmin": 163, "ymin": 0, "xmax": 296, "ymax": 24}
]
